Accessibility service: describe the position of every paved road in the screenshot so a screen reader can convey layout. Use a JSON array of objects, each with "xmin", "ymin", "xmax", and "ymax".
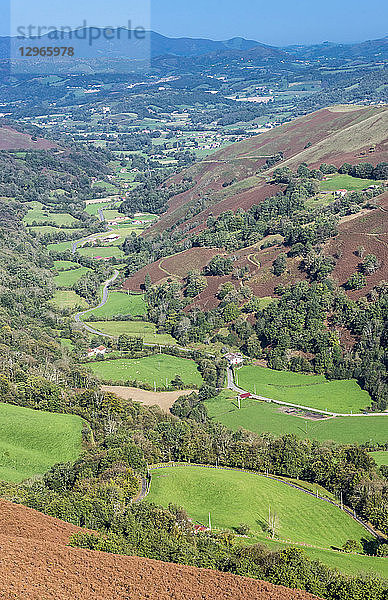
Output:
[
  {"xmin": 98, "ymin": 208, "xmax": 104, "ymax": 222},
  {"xmin": 71, "ymin": 227, "xmax": 114, "ymax": 254},
  {"xmin": 74, "ymin": 270, "xmax": 119, "ymax": 336},
  {"xmin": 227, "ymin": 367, "xmax": 388, "ymax": 418}
]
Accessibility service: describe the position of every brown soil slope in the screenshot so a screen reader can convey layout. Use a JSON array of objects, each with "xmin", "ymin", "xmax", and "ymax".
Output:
[
  {"xmin": 148, "ymin": 105, "xmax": 387, "ymax": 235},
  {"xmin": 0, "ymin": 499, "xmax": 323, "ymax": 600},
  {"xmin": 0, "ymin": 126, "xmax": 56, "ymax": 150}
]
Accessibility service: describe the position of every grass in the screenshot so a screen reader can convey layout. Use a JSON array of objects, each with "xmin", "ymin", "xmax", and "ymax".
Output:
[
  {"xmin": 23, "ymin": 202, "xmax": 77, "ymax": 226},
  {"xmin": 320, "ymin": 174, "xmax": 377, "ymax": 192},
  {"xmin": 52, "ymin": 260, "xmax": 80, "ymax": 271},
  {"xmin": 28, "ymin": 226, "xmax": 81, "ymax": 235},
  {"xmin": 54, "ymin": 266, "xmax": 91, "ymax": 288},
  {"xmin": 88, "ymin": 354, "xmax": 203, "ymax": 387},
  {"xmin": 237, "ymin": 365, "xmax": 371, "ymax": 413},
  {"xmin": 51, "ymin": 290, "xmax": 88, "ymax": 310},
  {"xmin": 147, "ymin": 465, "xmax": 371, "ymax": 548},
  {"xmin": 369, "ymin": 451, "xmax": 388, "ymax": 467},
  {"xmin": 249, "ymin": 536, "xmax": 388, "ymax": 579},
  {"xmin": 204, "ymin": 391, "xmax": 388, "ymax": 445},
  {"xmin": 86, "ymin": 292, "xmax": 146, "ymax": 318},
  {"xmin": 84, "ymin": 320, "xmax": 177, "ymax": 345},
  {"xmin": 77, "ymin": 246, "xmax": 125, "ymax": 259},
  {"xmin": 47, "ymin": 240, "xmax": 73, "ymax": 252},
  {"xmin": 0, "ymin": 402, "xmax": 83, "ymax": 482}
]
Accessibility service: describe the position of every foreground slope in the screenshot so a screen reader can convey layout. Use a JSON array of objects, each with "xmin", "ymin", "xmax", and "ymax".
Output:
[
  {"xmin": 0, "ymin": 500, "xmax": 323, "ymax": 600},
  {"xmin": 148, "ymin": 105, "xmax": 388, "ymax": 234}
]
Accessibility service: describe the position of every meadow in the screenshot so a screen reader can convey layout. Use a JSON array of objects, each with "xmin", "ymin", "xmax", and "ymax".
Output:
[
  {"xmin": 51, "ymin": 290, "xmax": 88, "ymax": 310},
  {"xmin": 54, "ymin": 266, "xmax": 91, "ymax": 288},
  {"xmin": 147, "ymin": 465, "xmax": 370, "ymax": 548},
  {"xmin": 236, "ymin": 365, "xmax": 371, "ymax": 413},
  {"xmin": 86, "ymin": 291, "xmax": 146, "ymax": 318},
  {"xmin": 320, "ymin": 174, "xmax": 377, "ymax": 191},
  {"xmin": 77, "ymin": 246, "xmax": 125, "ymax": 259},
  {"xmin": 88, "ymin": 354, "xmax": 203, "ymax": 388},
  {"xmin": 369, "ymin": 451, "xmax": 388, "ymax": 467},
  {"xmin": 0, "ymin": 402, "xmax": 83, "ymax": 482},
  {"xmin": 205, "ymin": 391, "xmax": 387, "ymax": 444},
  {"xmin": 23, "ymin": 201, "xmax": 77, "ymax": 226},
  {"xmin": 52, "ymin": 260, "xmax": 80, "ymax": 271},
  {"xmin": 85, "ymin": 320, "xmax": 176, "ymax": 345}
]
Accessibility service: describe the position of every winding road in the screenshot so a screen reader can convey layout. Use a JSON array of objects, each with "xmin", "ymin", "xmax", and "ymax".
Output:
[{"xmin": 74, "ymin": 270, "xmax": 119, "ymax": 336}]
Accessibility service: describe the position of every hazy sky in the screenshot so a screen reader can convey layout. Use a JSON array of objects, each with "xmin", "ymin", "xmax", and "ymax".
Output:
[{"xmin": 3, "ymin": 0, "xmax": 388, "ymax": 45}]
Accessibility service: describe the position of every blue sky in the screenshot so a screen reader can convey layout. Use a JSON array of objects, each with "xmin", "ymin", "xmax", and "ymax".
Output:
[{"xmin": 3, "ymin": 0, "xmax": 388, "ymax": 45}]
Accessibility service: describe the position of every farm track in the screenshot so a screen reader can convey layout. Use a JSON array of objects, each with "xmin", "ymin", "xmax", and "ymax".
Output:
[{"xmin": 141, "ymin": 462, "xmax": 381, "ymax": 540}]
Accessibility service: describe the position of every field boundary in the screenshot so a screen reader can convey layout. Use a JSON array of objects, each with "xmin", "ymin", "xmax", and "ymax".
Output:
[{"xmin": 142, "ymin": 462, "xmax": 382, "ymax": 541}]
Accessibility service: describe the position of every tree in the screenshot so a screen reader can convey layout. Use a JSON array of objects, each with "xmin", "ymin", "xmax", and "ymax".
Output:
[
  {"xmin": 346, "ymin": 272, "xmax": 366, "ymax": 290},
  {"xmin": 342, "ymin": 539, "xmax": 363, "ymax": 554},
  {"xmin": 361, "ymin": 254, "xmax": 380, "ymax": 275},
  {"xmin": 272, "ymin": 253, "xmax": 287, "ymax": 276}
]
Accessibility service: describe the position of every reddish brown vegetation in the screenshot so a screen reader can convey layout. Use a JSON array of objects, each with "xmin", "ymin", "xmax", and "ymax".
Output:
[
  {"xmin": 0, "ymin": 126, "xmax": 56, "ymax": 150},
  {"xmin": 325, "ymin": 198, "xmax": 388, "ymax": 299},
  {"xmin": 148, "ymin": 106, "xmax": 387, "ymax": 235},
  {"xmin": 0, "ymin": 500, "xmax": 323, "ymax": 600}
]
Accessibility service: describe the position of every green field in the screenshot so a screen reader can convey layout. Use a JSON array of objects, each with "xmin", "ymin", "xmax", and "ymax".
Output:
[
  {"xmin": 77, "ymin": 246, "xmax": 125, "ymax": 259},
  {"xmin": 0, "ymin": 402, "xmax": 83, "ymax": 482},
  {"xmin": 237, "ymin": 365, "xmax": 371, "ymax": 413},
  {"xmin": 53, "ymin": 260, "xmax": 80, "ymax": 271},
  {"xmin": 54, "ymin": 266, "xmax": 91, "ymax": 288},
  {"xmin": 88, "ymin": 354, "xmax": 203, "ymax": 387},
  {"xmin": 205, "ymin": 392, "xmax": 388, "ymax": 444},
  {"xmin": 23, "ymin": 202, "xmax": 77, "ymax": 226},
  {"xmin": 51, "ymin": 290, "xmax": 88, "ymax": 310},
  {"xmin": 369, "ymin": 451, "xmax": 388, "ymax": 467},
  {"xmin": 147, "ymin": 465, "xmax": 370, "ymax": 548},
  {"xmin": 85, "ymin": 320, "xmax": 176, "ymax": 344},
  {"xmin": 47, "ymin": 240, "xmax": 73, "ymax": 252},
  {"xmin": 86, "ymin": 292, "xmax": 146, "ymax": 318},
  {"xmin": 320, "ymin": 174, "xmax": 377, "ymax": 192},
  {"xmin": 28, "ymin": 226, "xmax": 81, "ymax": 235}
]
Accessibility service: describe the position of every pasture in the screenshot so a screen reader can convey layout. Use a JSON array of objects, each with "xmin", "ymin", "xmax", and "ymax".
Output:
[
  {"xmin": 146, "ymin": 465, "xmax": 370, "ymax": 548},
  {"xmin": 0, "ymin": 402, "xmax": 83, "ymax": 482},
  {"xmin": 85, "ymin": 320, "xmax": 176, "ymax": 344},
  {"xmin": 236, "ymin": 365, "xmax": 372, "ymax": 413},
  {"xmin": 52, "ymin": 260, "xmax": 80, "ymax": 271},
  {"xmin": 23, "ymin": 202, "xmax": 77, "ymax": 226},
  {"xmin": 77, "ymin": 246, "xmax": 125, "ymax": 259},
  {"xmin": 86, "ymin": 291, "xmax": 146, "ymax": 318},
  {"xmin": 88, "ymin": 354, "xmax": 203, "ymax": 388},
  {"xmin": 320, "ymin": 174, "xmax": 377, "ymax": 192},
  {"xmin": 51, "ymin": 290, "xmax": 88, "ymax": 310},
  {"xmin": 54, "ymin": 266, "xmax": 91, "ymax": 288},
  {"xmin": 205, "ymin": 391, "xmax": 387, "ymax": 444},
  {"xmin": 369, "ymin": 451, "xmax": 388, "ymax": 467}
]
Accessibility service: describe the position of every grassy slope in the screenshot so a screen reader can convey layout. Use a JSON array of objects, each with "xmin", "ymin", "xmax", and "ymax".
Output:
[
  {"xmin": 0, "ymin": 403, "xmax": 83, "ymax": 482},
  {"xmin": 369, "ymin": 451, "xmax": 388, "ymax": 467},
  {"xmin": 54, "ymin": 266, "xmax": 91, "ymax": 288},
  {"xmin": 237, "ymin": 365, "xmax": 371, "ymax": 413},
  {"xmin": 147, "ymin": 465, "xmax": 370, "ymax": 548},
  {"xmin": 87, "ymin": 292, "xmax": 146, "ymax": 318},
  {"xmin": 88, "ymin": 354, "xmax": 203, "ymax": 387},
  {"xmin": 205, "ymin": 392, "xmax": 387, "ymax": 445},
  {"xmin": 320, "ymin": 174, "xmax": 377, "ymax": 191},
  {"xmin": 51, "ymin": 290, "xmax": 88, "ymax": 310},
  {"xmin": 86, "ymin": 321, "xmax": 176, "ymax": 344}
]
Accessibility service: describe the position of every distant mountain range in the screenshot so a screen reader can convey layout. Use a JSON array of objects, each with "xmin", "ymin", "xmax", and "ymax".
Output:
[{"xmin": 0, "ymin": 30, "xmax": 386, "ymax": 69}]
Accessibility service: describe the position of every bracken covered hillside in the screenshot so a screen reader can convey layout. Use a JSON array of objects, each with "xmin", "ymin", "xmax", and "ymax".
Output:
[
  {"xmin": 0, "ymin": 500, "xmax": 324, "ymax": 600},
  {"xmin": 147, "ymin": 105, "xmax": 388, "ymax": 234}
]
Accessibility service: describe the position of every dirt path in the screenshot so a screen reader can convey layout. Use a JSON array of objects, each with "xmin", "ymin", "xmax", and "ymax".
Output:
[{"xmin": 101, "ymin": 386, "xmax": 193, "ymax": 412}]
